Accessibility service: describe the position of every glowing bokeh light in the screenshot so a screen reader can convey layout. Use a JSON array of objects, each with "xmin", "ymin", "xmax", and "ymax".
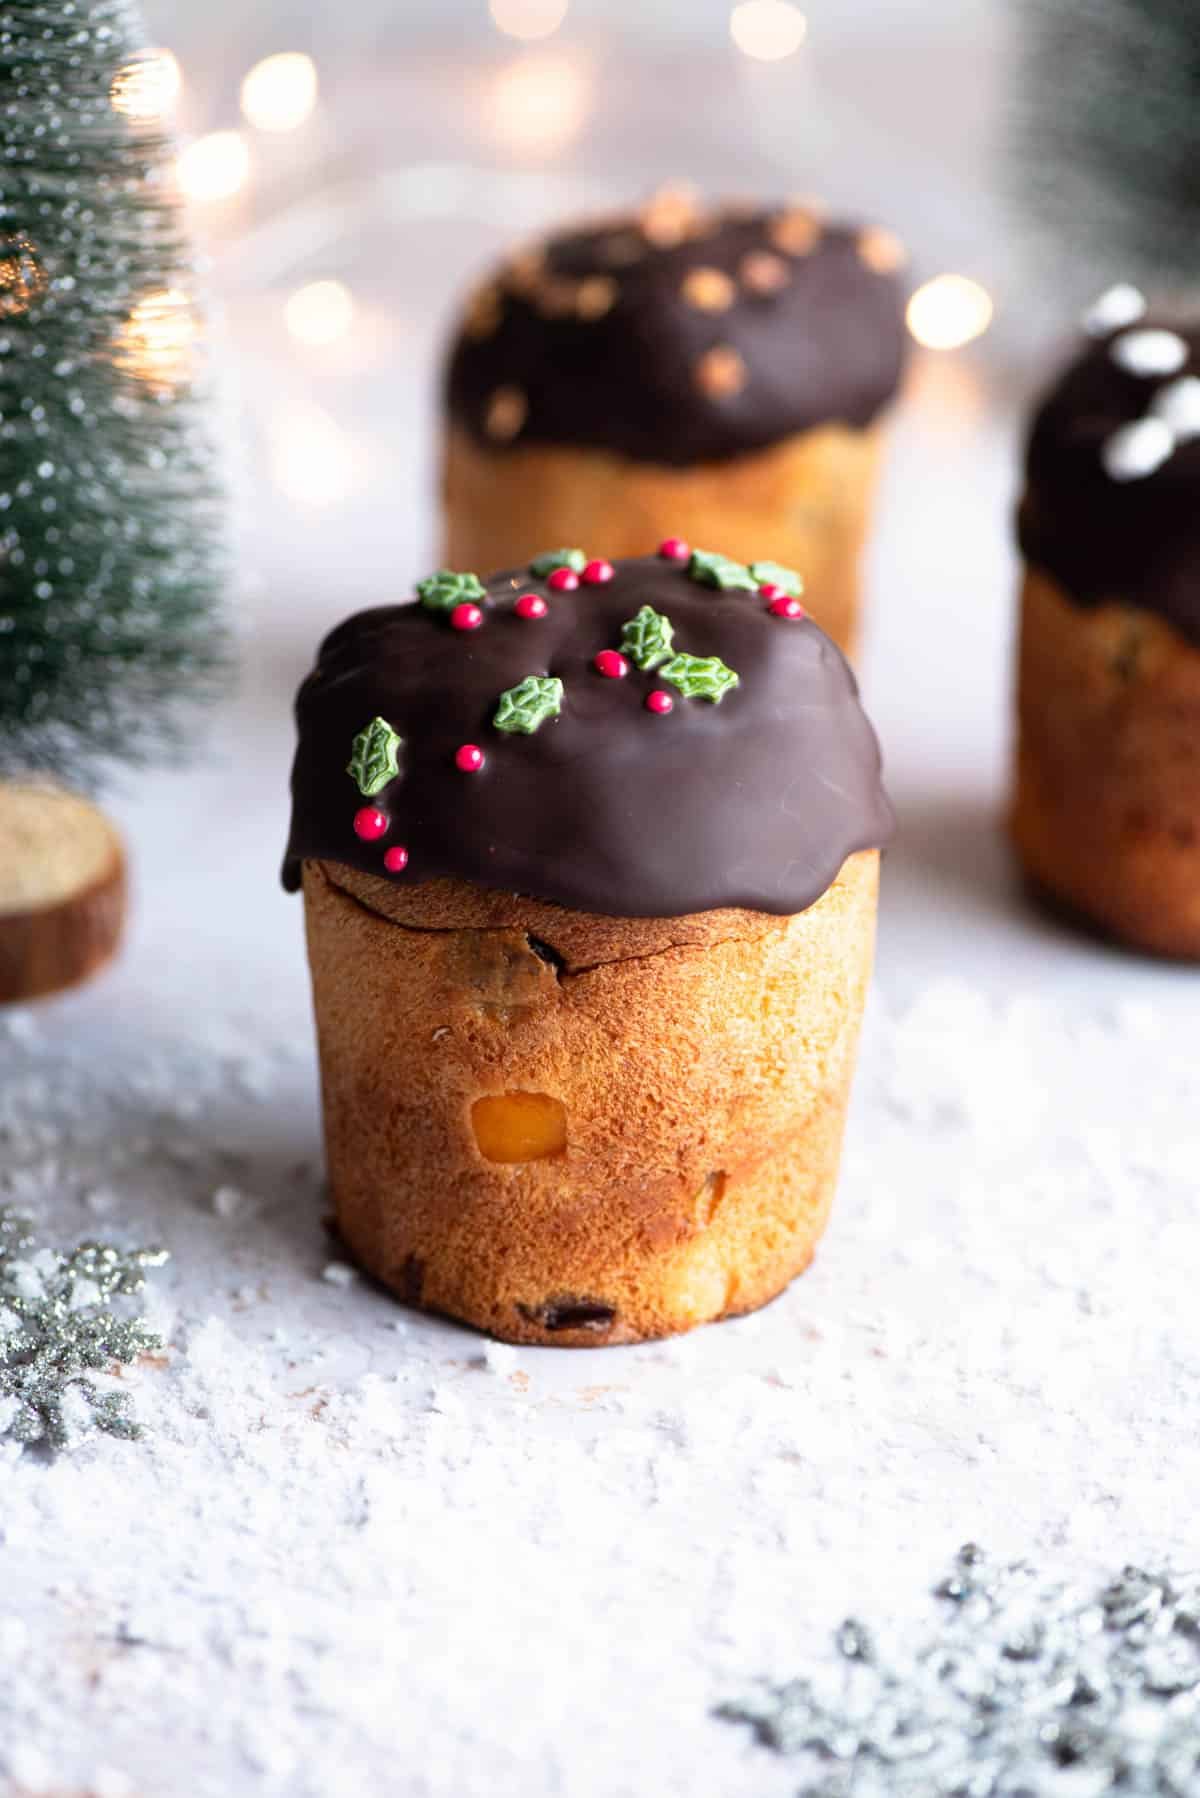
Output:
[
  {"xmin": 110, "ymin": 48, "xmax": 181, "ymax": 125},
  {"xmin": 272, "ymin": 405, "xmax": 359, "ymax": 507},
  {"xmin": 285, "ymin": 280, "xmax": 355, "ymax": 348},
  {"xmin": 488, "ymin": 0, "xmax": 569, "ymax": 41},
  {"xmin": 240, "ymin": 52, "xmax": 319, "ymax": 133},
  {"xmin": 490, "ymin": 51, "xmax": 588, "ymax": 156},
  {"xmin": 730, "ymin": 1, "xmax": 808, "ymax": 62},
  {"xmin": 906, "ymin": 275, "xmax": 995, "ymax": 350},
  {"xmin": 115, "ymin": 288, "xmax": 198, "ymax": 391},
  {"xmin": 176, "ymin": 131, "xmax": 251, "ymax": 203}
]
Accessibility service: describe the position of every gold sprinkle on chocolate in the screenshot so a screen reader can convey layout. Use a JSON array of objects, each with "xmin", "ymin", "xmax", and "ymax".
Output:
[
  {"xmin": 505, "ymin": 247, "xmax": 546, "ymax": 297},
  {"xmin": 485, "ymin": 385, "xmax": 528, "ymax": 443},
  {"xmin": 696, "ymin": 346, "xmax": 747, "ymax": 399},
  {"xmin": 739, "ymin": 250, "xmax": 790, "ymax": 296},
  {"xmin": 769, "ymin": 208, "xmax": 821, "ymax": 257},
  {"xmin": 576, "ymin": 275, "xmax": 618, "ymax": 321},
  {"xmin": 464, "ymin": 283, "xmax": 503, "ymax": 342},
  {"xmin": 641, "ymin": 184, "xmax": 702, "ymax": 248},
  {"xmin": 857, "ymin": 226, "xmax": 907, "ymax": 274},
  {"xmin": 681, "ymin": 266, "xmax": 736, "ymax": 313}
]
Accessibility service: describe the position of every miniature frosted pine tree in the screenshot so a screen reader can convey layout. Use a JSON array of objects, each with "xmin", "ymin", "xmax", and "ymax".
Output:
[
  {"xmin": 0, "ymin": 0, "xmax": 223, "ymax": 780},
  {"xmin": 1017, "ymin": 0, "xmax": 1200, "ymax": 281}
]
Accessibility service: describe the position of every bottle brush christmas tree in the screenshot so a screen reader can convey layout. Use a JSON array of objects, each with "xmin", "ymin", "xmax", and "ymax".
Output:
[
  {"xmin": 0, "ymin": 1, "xmax": 225, "ymax": 1002},
  {"xmin": 0, "ymin": 0, "xmax": 224, "ymax": 780},
  {"xmin": 1016, "ymin": 0, "xmax": 1200, "ymax": 282}
]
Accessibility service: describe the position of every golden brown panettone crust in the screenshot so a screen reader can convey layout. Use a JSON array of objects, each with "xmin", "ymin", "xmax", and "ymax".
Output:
[
  {"xmin": 441, "ymin": 422, "xmax": 886, "ymax": 661},
  {"xmin": 1012, "ymin": 566, "xmax": 1200, "ymax": 959},
  {"xmin": 303, "ymin": 851, "xmax": 880, "ymax": 1345}
]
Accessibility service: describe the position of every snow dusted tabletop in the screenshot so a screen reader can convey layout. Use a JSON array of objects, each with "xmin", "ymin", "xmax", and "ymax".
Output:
[{"xmin": 5, "ymin": 326, "xmax": 1200, "ymax": 1797}]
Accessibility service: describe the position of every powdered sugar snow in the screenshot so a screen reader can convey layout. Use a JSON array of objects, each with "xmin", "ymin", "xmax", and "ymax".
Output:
[{"xmin": 2, "ymin": 962, "xmax": 1199, "ymax": 1798}]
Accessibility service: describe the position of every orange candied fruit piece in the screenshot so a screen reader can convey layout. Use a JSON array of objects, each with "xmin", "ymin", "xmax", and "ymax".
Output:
[{"xmin": 471, "ymin": 1092, "xmax": 567, "ymax": 1164}]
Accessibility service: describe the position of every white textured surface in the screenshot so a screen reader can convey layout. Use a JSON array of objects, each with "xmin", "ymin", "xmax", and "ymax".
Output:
[{"xmin": 4, "ymin": 357, "xmax": 1200, "ymax": 1798}]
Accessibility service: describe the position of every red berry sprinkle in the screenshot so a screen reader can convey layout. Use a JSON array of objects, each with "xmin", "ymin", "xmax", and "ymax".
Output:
[
  {"xmin": 450, "ymin": 602, "xmax": 484, "ymax": 631},
  {"xmin": 645, "ymin": 690, "xmax": 674, "ymax": 715},
  {"xmin": 768, "ymin": 595, "xmax": 806, "ymax": 620},
  {"xmin": 658, "ymin": 537, "xmax": 690, "ymax": 562},
  {"xmin": 582, "ymin": 558, "xmax": 615, "ymax": 585},
  {"xmin": 455, "ymin": 743, "xmax": 485, "ymax": 773},
  {"xmin": 383, "ymin": 845, "xmax": 409, "ymax": 873},
  {"xmin": 593, "ymin": 649, "xmax": 628, "ymax": 679},
  {"xmin": 514, "ymin": 592, "xmax": 547, "ymax": 620},
  {"xmin": 354, "ymin": 806, "xmax": 388, "ymax": 841},
  {"xmin": 547, "ymin": 567, "xmax": 579, "ymax": 592},
  {"xmin": 758, "ymin": 582, "xmax": 785, "ymax": 602}
]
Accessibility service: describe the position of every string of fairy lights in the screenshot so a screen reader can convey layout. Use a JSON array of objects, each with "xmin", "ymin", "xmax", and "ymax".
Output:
[{"xmin": 103, "ymin": 6, "xmax": 994, "ymax": 485}]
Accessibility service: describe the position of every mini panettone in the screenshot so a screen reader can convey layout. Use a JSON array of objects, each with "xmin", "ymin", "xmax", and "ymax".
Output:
[
  {"xmin": 285, "ymin": 543, "xmax": 893, "ymax": 1344},
  {"xmin": 442, "ymin": 190, "xmax": 909, "ymax": 659},
  {"xmin": 1013, "ymin": 288, "xmax": 1200, "ymax": 958}
]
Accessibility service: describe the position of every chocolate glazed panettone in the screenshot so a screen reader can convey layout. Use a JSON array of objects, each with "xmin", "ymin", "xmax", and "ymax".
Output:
[
  {"xmin": 442, "ymin": 191, "xmax": 909, "ymax": 660},
  {"xmin": 1013, "ymin": 293, "xmax": 1200, "ymax": 958},
  {"xmin": 284, "ymin": 546, "xmax": 893, "ymax": 1344}
]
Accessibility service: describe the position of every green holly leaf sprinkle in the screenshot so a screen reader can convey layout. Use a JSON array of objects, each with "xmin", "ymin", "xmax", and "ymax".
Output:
[
  {"xmin": 619, "ymin": 605, "xmax": 675, "ymax": 671},
  {"xmin": 750, "ymin": 560, "xmax": 804, "ymax": 597},
  {"xmin": 416, "ymin": 568, "xmax": 487, "ymax": 611},
  {"xmin": 687, "ymin": 548, "xmax": 758, "ymax": 592},
  {"xmin": 660, "ymin": 652, "xmax": 740, "ymax": 703},
  {"xmin": 529, "ymin": 548, "xmax": 586, "ymax": 577},
  {"xmin": 494, "ymin": 674, "xmax": 565, "ymax": 734},
  {"xmin": 347, "ymin": 716, "xmax": 403, "ymax": 797}
]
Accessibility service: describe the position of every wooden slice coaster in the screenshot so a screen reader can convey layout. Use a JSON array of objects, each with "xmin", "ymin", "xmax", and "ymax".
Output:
[{"xmin": 0, "ymin": 782, "xmax": 126, "ymax": 1004}]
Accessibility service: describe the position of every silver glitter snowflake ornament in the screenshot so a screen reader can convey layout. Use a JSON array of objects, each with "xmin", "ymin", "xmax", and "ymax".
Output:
[
  {"xmin": 717, "ymin": 1544, "xmax": 1200, "ymax": 1796},
  {"xmin": 0, "ymin": 1204, "xmax": 167, "ymax": 1449}
]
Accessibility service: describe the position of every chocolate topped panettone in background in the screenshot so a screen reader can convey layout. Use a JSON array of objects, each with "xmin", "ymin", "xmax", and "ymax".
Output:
[
  {"xmin": 286, "ymin": 542, "xmax": 892, "ymax": 1345},
  {"xmin": 1012, "ymin": 288, "xmax": 1200, "ymax": 957},
  {"xmin": 441, "ymin": 189, "xmax": 909, "ymax": 660}
]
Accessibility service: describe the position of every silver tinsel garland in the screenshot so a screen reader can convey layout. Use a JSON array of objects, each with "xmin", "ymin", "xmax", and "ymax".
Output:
[
  {"xmin": 0, "ymin": 1204, "xmax": 167, "ymax": 1448},
  {"xmin": 718, "ymin": 1545, "xmax": 1200, "ymax": 1796}
]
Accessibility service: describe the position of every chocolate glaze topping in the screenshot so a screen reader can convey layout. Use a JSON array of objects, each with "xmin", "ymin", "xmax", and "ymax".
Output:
[
  {"xmin": 1019, "ymin": 319, "xmax": 1200, "ymax": 646},
  {"xmin": 445, "ymin": 194, "xmax": 909, "ymax": 468},
  {"xmin": 283, "ymin": 553, "xmax": 893, "ymax": 919}
]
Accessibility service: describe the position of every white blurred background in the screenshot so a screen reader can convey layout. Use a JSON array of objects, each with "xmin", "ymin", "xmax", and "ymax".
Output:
[{"xmin": 125, "ymin": 0, "xmax": 1071, "ymax": 626}]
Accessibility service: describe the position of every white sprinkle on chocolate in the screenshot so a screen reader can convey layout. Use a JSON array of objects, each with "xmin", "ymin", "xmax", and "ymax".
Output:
[
  {"xmin": 1101, "ymin": 417, "xmax": 1174, "ymax": 482},
  {"xmin": 1081, "ymin": 283, "xmax": 1146, "ymax": 337},
  {"xmin": 1109, "ymin": 328, "xmax": 1189, "ymax": 378},
  {"xmin": 1149, "ymin": 374, "xmax": 1200, "ymax": 441},
  {"xmin": 681, "ymin": 266, "xmax": 736, "ymax": 313},
  {"xmin": 485, "ymin": 385, "xmax": 528, "ymax": 443}
]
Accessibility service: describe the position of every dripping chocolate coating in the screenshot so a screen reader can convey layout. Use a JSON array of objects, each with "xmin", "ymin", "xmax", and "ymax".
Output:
[
  {"xmin": 283, "ymin": 555, "xmax": 893, "ymax": 919},
  {"xmin": 445, "ymin": 201, "xmax": 908, "ymax": 468},
  {"xmin": 1019, "ymin": 320, "xmax": 1200, "ymax": 646}
]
